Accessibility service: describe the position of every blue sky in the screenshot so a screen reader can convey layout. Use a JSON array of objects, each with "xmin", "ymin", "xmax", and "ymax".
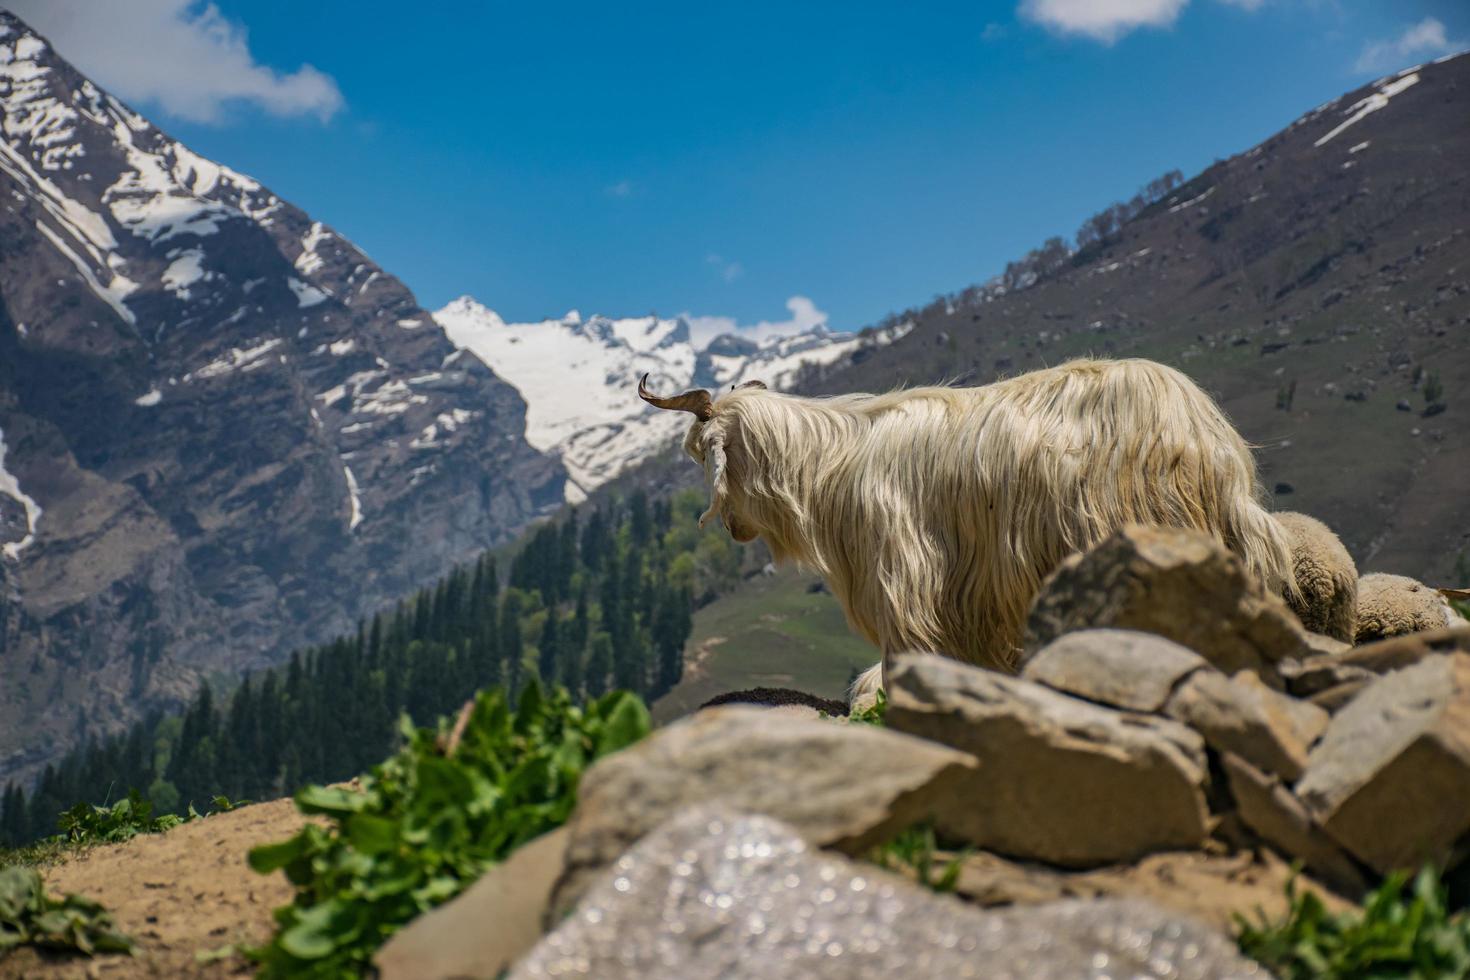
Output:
[{"xmin": 12, "ymin": 0, "xmax": 1469, "ymax": 341}]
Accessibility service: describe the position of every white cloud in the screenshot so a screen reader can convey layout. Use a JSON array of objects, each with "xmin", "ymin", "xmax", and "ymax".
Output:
[
  {"xmin": 1355, "ymin": 17, "xmax": 1465, "ymax": 74},
  {"xmin": 606, "ymin": 179, "xmax": 634, "ymax": 198},
  {"xmin": 4, "ymin": 0, "xmax": 343, "ymax": 124},
  {"xmin": 1018, "ymin": 0, "xmax": 1188, "ymax": 43},
  {"xmin": 682, "ymin": 296, "xmax": 828, "ymax": 347},
  {"xmin": 705, "ymin": 253, "xmax": 744, "ymax": 283}
]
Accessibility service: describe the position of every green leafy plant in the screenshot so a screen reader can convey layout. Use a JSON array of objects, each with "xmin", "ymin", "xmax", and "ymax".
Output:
[
  {"xmin": 1235, "ymin": 865, "xmax": 1470, "ymax": 979},
  {"xmin": 247, "ymin": 682, "xmax": 650, "ymax": 978},
  {"xmin": 0, "ymin": 866, "xmax": 133, "ymax": 958},
  {"xmin": 869, "ymin": 823, "xmax": 967, "ymax": 894},
  {"xmin": 848, "ymin": 689, "xmax": 888, "ymax": 726}
]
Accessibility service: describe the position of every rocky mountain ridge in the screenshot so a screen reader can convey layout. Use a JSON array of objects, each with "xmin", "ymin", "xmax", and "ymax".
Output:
[
  {"xmin": 433, "ymin": 296, "xmax": 909, "ymax": 500},
  {"xmin": 0, "ymin": 11, "xmax": 563, "ymax": 786}
]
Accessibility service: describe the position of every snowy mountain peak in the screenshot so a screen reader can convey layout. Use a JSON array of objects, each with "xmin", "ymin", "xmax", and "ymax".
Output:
[{"xmin": 434, "ymin": 297, "xmax": 910, "ymax": 500}]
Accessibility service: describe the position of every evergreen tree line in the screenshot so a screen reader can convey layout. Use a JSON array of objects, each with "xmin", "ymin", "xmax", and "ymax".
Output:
[{"xmin": 0, "ymin": 489, "xmax": 730, "ymax": 848}]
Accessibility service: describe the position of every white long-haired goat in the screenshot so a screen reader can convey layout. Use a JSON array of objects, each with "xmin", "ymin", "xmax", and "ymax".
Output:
[{"xmin": 639, "ymin": 358, "xmax": 1296, "ymax": 699}]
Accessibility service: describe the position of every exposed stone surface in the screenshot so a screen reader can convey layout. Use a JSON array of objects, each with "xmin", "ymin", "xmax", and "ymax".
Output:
[
  {"xmin": 1221, "ymin": 754, "xmax": 1367, "ymax": 897},
  {"xmin": 1296, "ymin": 654, "xmax": 1470, "ymax": 874},
  {"xmin": 1307, "ymin": 680, "xmax": 1370, "ymax": 714},
  {"xmin": 1356, "ymin": 573, "xmax": 1464, "ymax": 642},
  {"xmin": 1165, "ymin": 670, "xmax": 1328, "ymax": 782},
  {"xmin": 512, "ymin": 807, "xmax": 1267, "ymax": 979},
  {"xmin": 886, "ymin": 653, "xmax": 1210, "ymax": 867},
  {"xmin": 1024, "ymin": 526, "xmax": 1311, "ymax": 684},
  {"xmin": 375, "ymin": 827, "xmax": 568, "ymax": 980},
  {"xmin": 1020, "ymin": 629, "xmax": 1206, "ymax": 713},
  {"xmin": 950, "ymin": 845, "xmax": 1356, "ymax": 930},
  {"xmin": 548, "ymin": 705, "xmax": 976, "ymax": 919},
  {"xmin": 1276, "ymin": 511, "xmax": 1358, "ymax": 642}
]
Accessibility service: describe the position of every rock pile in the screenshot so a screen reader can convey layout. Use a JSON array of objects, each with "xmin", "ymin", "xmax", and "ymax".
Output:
[{"xmin": 378, "ymin": 524, "xmax": 1470, "ymax": 979}]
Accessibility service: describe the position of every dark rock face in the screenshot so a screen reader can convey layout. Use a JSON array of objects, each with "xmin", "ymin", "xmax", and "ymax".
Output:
[{"xmin": 0, "ymin": 12, "xmax": 564, "ymax": 785}]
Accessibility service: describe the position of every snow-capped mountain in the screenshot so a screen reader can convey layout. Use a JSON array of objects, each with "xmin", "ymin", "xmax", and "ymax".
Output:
[
  {"xmin": 434, "ymin": 297, "xmax": 910, "ymax": 500},
  {"xmin": 0, "ymin": 11, "xmax": 561, "ymax": 785}
]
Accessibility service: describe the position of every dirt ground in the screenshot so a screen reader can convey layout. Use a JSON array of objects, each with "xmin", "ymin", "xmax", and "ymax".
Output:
[{"xmin": 1, "ymin": 798, "xmax": 315, "ymax": 979}]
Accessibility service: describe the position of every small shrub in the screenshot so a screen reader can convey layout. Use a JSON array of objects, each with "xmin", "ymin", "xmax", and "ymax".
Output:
[
  {"xmin": 247, "ymin": 682, "xmax": 649, "ymax": 978},
  {"xmin": 868, "ymin": 824, "xmax": 967, "ymax": 894},
  {"xmin": 0, "ymin": 866, "xmax": 133, "ymax": 957},
  {"xmin": 1236, "ymin": 865, "xmax": 1470, "ymax": 979}
]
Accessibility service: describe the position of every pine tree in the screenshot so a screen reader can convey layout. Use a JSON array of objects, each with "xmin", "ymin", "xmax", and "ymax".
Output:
[
  {"xmin": 585, "ymin": 633, "xmax": 613, "ymax": 699},
  {"xmin": 500, "ymin": 591, "xmax": 525, "ymax": 697},
  {"xmin": 537, "ymin": 610, "xmax": 561, "ymax": 684}
]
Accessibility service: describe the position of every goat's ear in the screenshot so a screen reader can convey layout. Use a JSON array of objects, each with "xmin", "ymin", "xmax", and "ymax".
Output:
[{"xmin": 697, "ymin": 428, "xmax": 728, "ymax": 529}]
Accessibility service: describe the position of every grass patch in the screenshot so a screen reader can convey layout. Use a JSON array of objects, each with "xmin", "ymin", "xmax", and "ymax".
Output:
[
  {"xmin": 0, "ymin": 791, "xmax": 248, "ymax": 871},
  {"xmin": 868, "ymin": 823, "xmax": 967, "ymax": 895},
  {"xmin": 652, "ymin": 567, "xmax": 878, "ymax": 723},
  {"xmin": 247, "ymin": 682, "xmax": 649, "ymax": 978},
  {"xmin": 1236, "ymin": 865, "xmax": 1470, "ymax": 979}
]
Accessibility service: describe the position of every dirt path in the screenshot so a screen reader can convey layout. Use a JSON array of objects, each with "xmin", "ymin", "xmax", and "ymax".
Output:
[{"xmin": 1, "ymin": 798, "xmax": 315, "ymax": 979}]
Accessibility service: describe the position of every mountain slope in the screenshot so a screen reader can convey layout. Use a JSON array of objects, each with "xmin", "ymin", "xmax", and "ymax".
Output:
[
  {"xmin": 806, "ymin": 54, "xmax": 1470, "ymax": 582},
  {"xmin": 434, "ymin": 297, "xmax": 908, "ymax": 500},
  {"xmin": 0, "ymin": 12, "xmax": 563, "ymax": 786}
]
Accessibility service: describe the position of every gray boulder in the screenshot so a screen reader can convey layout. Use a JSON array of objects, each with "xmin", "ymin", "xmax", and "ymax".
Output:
[
  {"xmin": 1296, "ymin": 653, "xmax": 1470, "ymax": 874},
  {"xmin": 511, "ymin": 806, "xmax": 1267, "ymax": 979},
  {"xmin": 1020, "ymin": 629, "xmax": 1207, "ymax": 713},
  {"xmin": 1221, "ymin": 753, "xmax": 1366, "ymax": 897},
  {"xmin": 1165, "ymin": 670, "xmax": 1329, "ymax": 782},
  {"xmin": 375, "ymin": 827, "xmax": 567, "ymax": 980},
  {"xmin": 886, "ymin": 654, "xmax": 1210, "ymax": 867},
  {"xmin": 548, "ymin": 705, "xmax": 976, "ymax": 919},
  {"xmin": 1024, "ymin": 526, "xmax": 1311, "ymax": 683}
]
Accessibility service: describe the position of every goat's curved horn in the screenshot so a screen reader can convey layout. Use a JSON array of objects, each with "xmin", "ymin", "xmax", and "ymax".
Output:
[
  {"xmin": 735, "ymin": 379, "xmax": 767, "ymax": 390},
  {"xmin": 638, "ymin": 373, "xmax": 714, "ymax": 421}
]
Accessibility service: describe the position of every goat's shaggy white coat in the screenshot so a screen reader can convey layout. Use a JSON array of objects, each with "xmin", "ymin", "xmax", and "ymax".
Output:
[{"xmin": 672, "ymin": 357, "xmax": 1296, "ymax": 682}]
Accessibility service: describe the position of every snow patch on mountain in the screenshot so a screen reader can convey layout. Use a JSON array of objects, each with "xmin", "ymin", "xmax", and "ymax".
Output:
[
  {"xmin": 0, "ymin": 425, "xmax": 43, "ymax": 560},
  {"xmin": 434, "ymin": 296, "xmax": 909, "ymax": 500}
]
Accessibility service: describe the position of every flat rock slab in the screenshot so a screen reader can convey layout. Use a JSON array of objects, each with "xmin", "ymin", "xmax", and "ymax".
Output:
[
  {"xmin": 1296, "ymin": 653, "xmax": 1470, "ymax": 874},
  {"xmin": 1165, "ymin": 670, "xmax": 1329, "ymax": 782},
  {"xmin": 1221, "ymin": 753, "xmax": 1366, "ymax": 897},
  {"xmin": 1024, "ymin": 525, "xmax": 1310, "ymax": 682},
  {"xmin": 886, "ymin": 653, "xmax": 1210, "ymax": 867},
  {"xmin": 375, "ymin": 827, "xmax": 568, "ymax": 980},
  {"xmin": 548, "ymin": 705, "xmax": 976, "ymax": 919},
  {"xmin": 511, "ymin": 807, "xmax": 1267, "ymax": 980},
  {"xmin": 1020, "ymin": 629, "xmax": 1207, "ymax": 713}
]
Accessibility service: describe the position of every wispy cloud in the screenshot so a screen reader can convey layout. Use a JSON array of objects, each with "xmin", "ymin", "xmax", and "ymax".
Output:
[
  {"xmin": 1018, "ymin": 0, "xmax": 1188, "ymax": 44},
  {"xmin": 606, "ymin": 179, "xmax": 635, "ymax": 198},
  {"xmin": 5, "ymin": 0, "xmax": 343, "ymax": 124},
  {"xmin": 682, "ymin": 296, "xmax": 828, "ymax": 347},
  {"xmin": 704, "ymin": 253, "xmax": 744, "ymax": 283},
  {"xmin": 981, "ymin": 22, "xmax": 1008, "ymax": 42},
  {"xmin": 1354, "ymin": 17, "xmax": 1464, "ymax": 74},
  {"xmin": 1018, "ymin": 0, "xmax": 1266, "ymax": 44}
]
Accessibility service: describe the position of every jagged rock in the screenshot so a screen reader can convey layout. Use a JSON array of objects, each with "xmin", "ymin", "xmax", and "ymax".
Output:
[
  {"xmin": 512, "ymin": 807, "xmax": 1267, "ymax": 979},
  {"xmin": 886, "ymin": 653, "xmax": 1210, "ymax": 867},
  {"xmin": 1024, "ymin": 526, "xmax": 1310, "ymax": 685},
  {"xmin": 375, "ymin": 827, "xmax": 567, "ymax": 980},
  {"xmin": 1296, "ymin": 653, "xmax": 1470, "ymax": 874},
  {"xmin": 1020, "ymin": 629, "xmax": 1207, "ymax": 713},
  {"xmin": 1165, "ymin": 670, "xmax": 1329, "ymax": 782},
  {"xmin": 1355, "ymin": 573, "xmax": 1464, "ymax": 642},
  {"xmin": 1275, "ymin": 511, "xmax": 1358, "ymax": 642},
  {"xmin": 1221, "ymin": 754, "xmax": 1367, "ymax": 897},
  {"xmin": 951, "ymin": 845, "xmax": 1355, "ymax": 931},
  {"xmin": 548, "ymin": 705, "xmax": 976, "ymax": 920},
  {"xmin": 1307, "ymin": 680, "xmax": 1370, "ymax": 713},
  {"xmin": 1280, "ymin": 626, "xmax": 1470, "ymax": 699}
]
